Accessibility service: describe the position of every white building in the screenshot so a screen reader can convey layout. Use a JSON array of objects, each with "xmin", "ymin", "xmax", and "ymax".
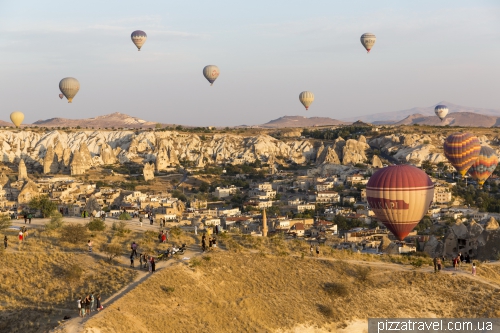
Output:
[{"xmin": 315, "ymin": 191, "xmax": 340, "ymax": 203}]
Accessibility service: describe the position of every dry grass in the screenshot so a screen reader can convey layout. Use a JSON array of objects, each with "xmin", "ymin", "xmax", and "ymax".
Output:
[{"xmin": 84, "ymin": 251, "xmax": 500, "ymax": 333}]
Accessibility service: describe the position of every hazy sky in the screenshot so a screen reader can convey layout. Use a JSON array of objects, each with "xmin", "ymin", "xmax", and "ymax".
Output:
[{"xmin": 0, "ymin": 0, "xmax": 499, "ymax": 126}]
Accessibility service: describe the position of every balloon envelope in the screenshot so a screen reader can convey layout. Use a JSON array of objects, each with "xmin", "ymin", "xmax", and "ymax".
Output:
[
  {"xmin": 10, "ymin": 111, "xmax": 24, "ymax": 127},
  {"xmin": 435, "ymin": 105, "xmax": 448, "ymax": 121},
  {"xmin": 468, "ymin": 146, "xmax": 498, "ymax": 187},
  {"xmin": 299, "ymin": 91, "xmax": 314, "ymax": 110},
  {"xmin": 366, "ymin": 165, "xmax": 434, "ymax": 241},
  {"xmin": 59, "ymin": 94, "xmax": 64, "ymax": 99},
  {"xmin": 59, "ymin": 77, "xmax": 80, "ymax": 103},
  {"xmin": 131, "ymin": 30, "xmax": 147, "ymax": 51},
  {"xmin": 203, "ymin": 65, "xmax": 219, "ymax": 85},
  {"xmin": 443, "ymin": 132, "xmax": 481, "ymax": 177},
  {"xmin": 360, "ymin": 33, "xmax": 376, "ymax": 53}
]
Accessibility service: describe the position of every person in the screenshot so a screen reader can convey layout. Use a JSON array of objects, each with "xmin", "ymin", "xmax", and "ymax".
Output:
[
  {"xmin": 208, "ymin": 237, "xmax": 213, "ymax": 248},
  {"xmin": 433, "ymin": 257, "xmax": 438, "ymax": 273},
  {"xmin": 436, "ymin": 257, "xmax": 442, "ymax": 272},
  {"xmin": 18, "ymin": 231, "xmax": 23, "ymax": 242},
  {"xmin": 88, "ymin": 240, "xmax": 93, "ymax": 253},
  {"xmin": 28, "ymin": 213, "xmax": 32, "ymax": 224},
  {"xmin": 460, "ymin": 252, "xmax": 464, "ymax": 264},
  {"xmin": 80, "ymin": 296, "xmax": 86, "ymax": 317},
  {"xmin": 96, "ymin": 294, "xmax": 102, "ymax": 311},
  {"xmin": 148, "ymin": 256, "xmax": 152, "ymax": 273},
  {"xmin": 85, "ymin": 294, "xmax": 91, "ymax": 315},
  {"xmin": 158, "ymin": 232, "xmax": 162, "ymax": 243},
  {"xmin": 150, "ymin": 215, "xmax": 153, "ymax": 225},
  {"xmin": 131, "ymin": 242, "xmax": 138, "ymax": 258},
  {"xmin": 201, "ymin": 237, "xmax": 206, "ymax": 252},
  {"xmin": 4, "ymin": 235, "xmax": 7, "ymax": 249},
  {"xmin": 139, "ymin": 253, "xmax": 143, "ymax": 268},
  {"xmin": 23, "ymin": 229, "xmax": 28, "ymax": 240},
  {"xmin": 316, "ymin": 245, "xmax": 320, "ymax": 257},
  {"xmin": 130, "ymin": 254, "xmax": 134, "ymax": 267},
  {"xmin": 90, "ymin": 292, "xmax": 95, "ymax": 312},
  {"xmin": 465, "ymin": 253, "xmax": 470, "ymax": 264},
  {"xmin": 310, "ymin": 245, "xmax": 313, "ymax": 256},
  {"xmin": 166, "ymin": 230, "xmax": 170, "ymax": 242},
  {"xmin": 212, "ymin": 237, "xmax": 217, "ymax": 248},
  {"xmin": 77, "ymin": 297, "xmax": 82, "ymax": 317},
  {"xmin": 24, "ymin": 214, "xmax": 27, "ymax": 224},
  {"xmin": 472, "ymin": 262, "xmax": 476, "ymax": 276},
  {"xmin": 151, "ymin": 257, "xmax": 156, "ymax": 273},
  {"xmin": 143, "ymin": 253, "xmax": 148, "ymax": 269},
  {"xmin": 161, "ymin": 232, "xmax": 166, "ymax": 243}
]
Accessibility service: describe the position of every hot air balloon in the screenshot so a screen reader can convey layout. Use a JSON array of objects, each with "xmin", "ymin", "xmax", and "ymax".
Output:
[
  {"xmin": 131, "ymin": 30, "xmax": 147, "ymax": 51},
  {"xmin": 299, "ymin": 91, "xmax": 314, "ymax": 110},
  {"xmin": 366, "ymin": 165, "xmax": 434, "ymax": 241},
  {"xmin": 443, "ymin": 132, "xmax": 481, "ymax": 177},
  {"xmin": 360, "ymin": 33, "xmax": 376, "ymax": 53},
  {"xmin": 435, "ymin": 105, "xmax": 448, "ymax": 121},
  {"xmin": 59, "ymin": 77, "xmax": 80, "ymax": 103},
  {"xmin": 468, "ymin": 146, "xmax": 498, "ymax": 187},
  {"xmin": 203, "ymin": 65, "xmax": 219, "ymax": 86},
  {"xmin": 59, "ymin": 94, "xmax": 63, "ymax": 99},
  {"xmin": 10, "ymin": 111, "xmax": 24, "ymax": 128}
]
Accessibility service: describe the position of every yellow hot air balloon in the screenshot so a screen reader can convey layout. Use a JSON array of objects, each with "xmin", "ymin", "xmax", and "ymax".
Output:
[
  {"xmin": 299, "ymin": 91, "xmax": 314, "ymax": 110},
  {"xmin": 10, "ymin": 111, "xmax": 24, "ymax": 128},
  {"xmin": 59, "ymin": 77, "xmax": 80, "ymax": 103}
]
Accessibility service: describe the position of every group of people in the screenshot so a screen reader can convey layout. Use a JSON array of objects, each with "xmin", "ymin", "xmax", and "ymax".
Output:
[
  {"xmin": 433, "ymin": 253, "xmax": 477, "ymax": 275},
  {"xmin": 158, "ymin": 230, "xmax": 169, "ymax": 243},
  {"xmin": 310, "ymin": 244, "xmax": 320, "ymax": 257},
  {"xmin": 201, "ymin": 233, "xmax": 217, "ymax": 252},
  {"xmin": 77, "ymin": 293, "xmax": 102, "ymax": 317},
  {"xmin": 22, "ymin": 213, "xmax": 33, "ymax": 224},
  {"xmin": 18, "ymin": 226, "xmax": 29, "ymax": 242},
  {"xmin": 130, "ymin": 241, "xmax": 156, "ymax": 273}
]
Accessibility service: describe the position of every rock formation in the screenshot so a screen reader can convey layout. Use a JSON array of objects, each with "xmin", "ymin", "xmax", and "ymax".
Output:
[
  {"xmin": 342, "ymin": 138, "xmax": 369, "ymax": 165},
  {"xmin": 0, "ymin": 173, "xmax": 8, "ymax": 187},
  {"xmin": 43, "ymin": 146, "xmax": 59, "ymax": 174},
  {"xmin": 18, "ymin": 159, "xmax": 28, "ymax": 180},
  {"xmin": 485, "ymin": 217, "xmax": 499, "ymax": 230},
  {"xmin": 143, "ymin": 163, "xmax": 155, "ymax": 181},
  {"xmin": 100, "ymin": 143, "xmax": 116, "ymax": 165},
  {"xmin": 372, "ymin": 155, "xmax": 383, "ymax": 168},
  {"xmin": 18, "ymin": 180, "xmax": 39, "ymax": 204},
  {"xmin": 79, "ymin": 143, "xmax": 93, "ymax": 170},
  {"xmin": 70, "ymin": 150, "xmax": 86, "ymax": 175}
]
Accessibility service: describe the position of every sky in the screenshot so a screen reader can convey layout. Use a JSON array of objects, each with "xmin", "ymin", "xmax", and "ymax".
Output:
[{"xmin": 0, "ymin": 0, "xmax": 499, "ymax": 126}]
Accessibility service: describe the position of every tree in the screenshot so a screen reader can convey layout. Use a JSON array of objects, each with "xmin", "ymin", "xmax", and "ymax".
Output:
[
  {"xmin": 29, "ymin": 195, "xmax": 57, "ymax": 217},
  {"xmin": 45, "ymin": 212, "xmax": 64, "ymax": 230},
  {"xmin": 87, "ymin": 218, "xmax": 106, "ymax": 231},
  {"xmin": 61, "ymin": 224, "xmax": 88, "ymax": 244},
  {"xmin": 101, "ymin": 243, "xmax": 122, "ymax": 262}
]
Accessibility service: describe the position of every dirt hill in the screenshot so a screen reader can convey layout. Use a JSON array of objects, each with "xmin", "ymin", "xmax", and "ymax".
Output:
[
  {"xmin": 393, "ymin": 112, "xmax": 500, "ymax": 127},
  {"xmin": 260, "ymin": 116, "xmax": 348, "ymax": 128},
  {"xmin": 32, "ymin": 112, "xmax": 159, "ymax": 128},
  {"xmin": 82, "ymin": 251, "xmax": 500, "ymax": 333}
]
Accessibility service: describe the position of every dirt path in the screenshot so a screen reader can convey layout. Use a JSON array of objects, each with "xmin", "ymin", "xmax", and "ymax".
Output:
[{"xmin": 50, "ymin": 246, "xmax": 202, "ymax": 333}]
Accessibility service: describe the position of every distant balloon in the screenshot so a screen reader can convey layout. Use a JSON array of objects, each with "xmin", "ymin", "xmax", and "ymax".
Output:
[
  {"xmin": 59, "ymin": 94, "xmax": 63, "ymax": 99},
  {"xmin": 443, "ymin": 132, "xmax": 481, "ymax": 177},
  {"xmin": 203, "ymin": 65, "xmax": 220, "ymax": 86},
  {"xmin": 59, "ymin": 77, "xmax": 80, "ymax": 103},
  {"xmin": 468, "ymin": 146, "xmax": 498, "ymax": 187},
  {"xmin": 299, "ymin": 91, "xmax": 314, "ymax": 110},
  {"xmin": 360, "ymin": 33, "xmax": 376, "ymax": 53},
  {"xmin": 10, "ymin": 111, "xmax": 24, "ymax": 127},
  {"xmin": 131, "ymin": 30, "xmax": 147, "ymax": 51},
  {"xmin": 435, "ymin": 105, "xmax": 448, "ymax": 121},
  {"xmin": 366, "ymin": 165, "xmax": 434, "ymax": 241}
]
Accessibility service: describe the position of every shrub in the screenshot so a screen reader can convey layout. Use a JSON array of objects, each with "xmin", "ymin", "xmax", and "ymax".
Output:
[
  {"xmin": 61, "ymin": 224, "xmax": 88, "ymax": 244},
  {"xmin": 101, "ymin": 243, "xmax": 122, "ymax": 262},
  {"xmin": 324, "ymin": 282, "xmax": 349, "ymax": 297},
  {"xmin": 118, "ymin": 212, "xmax": 131, "ymax": 220},
  {"xmin": 0, "ymin": 214, "xmax": 12, "ymax": 231},
  {"xmin": 87, "ymin": 218, "xmax": 106, "ymax": 231},
  {"xmin": 190, "ymin": 258, "xmax": 202, "ymax": 268},
  {"xmin": 45, "ymin": 212, "xmax": 64, "ymax": 230},
  {"xmin": 354, "ymin": 265, "xmax": 371, "ymax": 283},
  {"xmin": 170, "ymin": 226, "xmax": 182, "ymax": 237},
  {"xmin": 112, "ymin": 221, "xmax": 131, "ymax": 236}
]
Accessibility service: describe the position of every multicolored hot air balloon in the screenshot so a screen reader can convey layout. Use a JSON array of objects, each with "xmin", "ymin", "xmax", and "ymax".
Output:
[
  {"xmin": 299, "ymin": 91, "xmax": 314, "ymax": 110},
  {"xmin": 468, "ymin": 146, "xmax": 498, "ymax": 187},
  {"xmin": 435, "ymin": 105, "xmax": 448, "ymax": 121},
  {"xmin": 203, "ymin": 65, "xmax": 219, "ymax": 86},
  {"xmin": 59, "ymin": 77, "xmax": 80, "ymax": 103},
  {"xmin": 360, "ymin": 33, "xmax": 376, "ymax": 53},
  {"xmin": 443, "ymin": 132, "xmax": 481, "ymax": 177},
  {"xmin": 59, "ymin": 94, "xmax": 64, "ymax": 99},
  {"xmin": 366, "ymin": 165, "xmax": 434, "ymax": 241},
  {"xmin": 10, "ymin": 111, "xmax": 24, "ymax": 128},
  {"xmin": 131, "ymin": 30, "xmax": 147, "ymax": 51}
]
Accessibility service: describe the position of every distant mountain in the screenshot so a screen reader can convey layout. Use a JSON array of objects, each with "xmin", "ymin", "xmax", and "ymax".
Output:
[
  {"xmin": 0, "ymin": 120, "xmax": 13, "ymax": 127},
  {"xmin": 32, "ymin": 112, "xmax": 159, "ymax": 128},
  {"xmin": 259, "ymin": 116, "xmax": 348, "ymax": 128},
  {"xmin": 393, "ymin": 112, "xmax": 500, "ymax": 127},
  {"xmin": 343, "ymin": 101, "xmax": 500, "ymax": 124}
]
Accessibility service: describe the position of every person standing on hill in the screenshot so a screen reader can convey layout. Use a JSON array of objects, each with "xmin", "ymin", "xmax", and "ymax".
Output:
[
  {"xmin": 90, "ymin": 292, "xmax": 95, "ymax": 312},
  {"xmin": 310, "ymin": 245, "xmax": 313, "ymax": 256},
  {"xmin": 4, "ymin": 235, "xmax": 7, "ymax": 249},
  {"xmin": 436, "ymin": 257, "xmax": 442, "ymax": 272},
  {"xmin": 77, "ymin": 297, "xmax": 82, "ymax": 317},
  {"xmin": 80, "ymin": 296, "xmax": 86, "ymax": 317},
  {"xmin": 151, "ymin": 257, "xmax": 156, "ymax": 273},
  {"xmin": 472, "ymin": 262, "xmax": 477, "ymax": 276},
  {"xmin": 201, "ymin": 237, "xmax": 206, "ymax": 252},
  {"xmin": 28, "ymin": 213, "xmax": 32, "ymax": 224},
  {"xmin": 433, "ymin": 257, "xmax": 438, "ymax": 273},
  {"xmin": 18, "ymin": 230, "xmax": 23, "ymax": 242},
  {"xmin": 161, "ymin": 232, "xmax": 166, "ymax": 243},
  {"xmin": 96, "ymin": 294, "xmax": 102, "ymax": 311},
  {"xmin": 24, "ymin": 214, "xmax": 27, "ymax": 224},
  {"xmin": 85, "ymin": 294, "xmax": 91, "ymax": 315},
  {"xmin": 88, "ymin": 240, "xmax": 93, "ymax": 253},
  {"xmin": 316, "ymin": 245, "xmax": 320, "ymax": 257},
  {"xmin": 130, "ymin": 254, "xmax": 134, "ymax": 267},
  {"xmin": 148, "ymin": 256, "xmax": 152, "ymax": 273},
  {"xmin": 131, "ymin": 242, "xmax": 138, "ymax": 258},
  {"xmin": 194, "ymin": 225, "xmax": 198, "ymax": 235}
]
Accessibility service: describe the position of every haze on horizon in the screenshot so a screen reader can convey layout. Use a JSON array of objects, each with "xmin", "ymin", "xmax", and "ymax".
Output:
[{"xmin": 0, "ymin": 0, "xmax": 499, "ymax": 127}]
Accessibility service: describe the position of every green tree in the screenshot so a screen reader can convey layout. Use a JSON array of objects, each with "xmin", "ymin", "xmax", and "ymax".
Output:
[
  {"xmin": 45, "ymin": 212, "xmax": 64, "ymax": 230},
  {"xmin": 0, "ymin": 214, "xmax": 11, "ymax": 232},
  {"xmin": 29, "ymin": 195, "xmax": 57, "ymax": 217}
]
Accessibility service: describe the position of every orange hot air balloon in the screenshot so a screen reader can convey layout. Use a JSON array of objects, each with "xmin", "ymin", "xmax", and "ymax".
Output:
[
  {"xmin": 468, "ymin": 146, "xmax": 498, "ymax": 187},
  {"xmin": 366, "ymin": 165, "xmax": 434, "ymax": 241},
  {"xmin": 443, "ymin": 132, "xmax": 481, "ymax": 177}
]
